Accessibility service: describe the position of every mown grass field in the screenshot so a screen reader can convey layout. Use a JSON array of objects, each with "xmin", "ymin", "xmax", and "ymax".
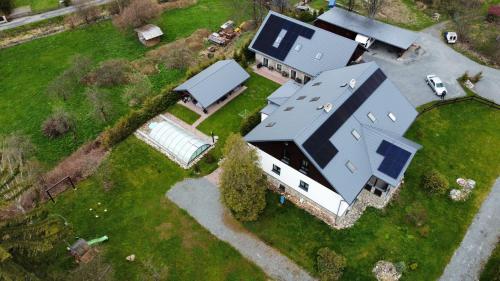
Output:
[
  {"xmin": 0, "ymin": 0, "xmax": 245, "ymax": 168},
  {"xmin": 168, "ymin": 104, "xmax": 200, "ymax": 125},
  {"xmin": 480, "ymin": 241, "xmax": 500, "ymax": 281},
  {"xmin": 13, "ymin": 0, "xmax": 59, "ymax": 13},
  {"xmin": 43, "ymin": 137, "xmax": 267, "ymax": 280},
  {"xmin": 244, "ymin": 101, "xmax": 500, "ymax": 280}
]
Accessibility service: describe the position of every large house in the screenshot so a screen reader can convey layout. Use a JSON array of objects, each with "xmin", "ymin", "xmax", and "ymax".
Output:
[
  {"xmin": 245, "ymin": 62, "xmax": 421, "ymax": 221},
  {"xmin": 248, "ymin": 11, "xmax": 364, "ymax": 84}
]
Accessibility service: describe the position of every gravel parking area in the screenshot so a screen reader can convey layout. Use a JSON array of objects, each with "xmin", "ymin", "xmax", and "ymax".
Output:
[
  {"xmin": 167, "ymin": 177, "xmax": 316, "ymax": 281},
  {"xmin": 364, "ymin": 23, "xmax": 500, "ymax": 107}
]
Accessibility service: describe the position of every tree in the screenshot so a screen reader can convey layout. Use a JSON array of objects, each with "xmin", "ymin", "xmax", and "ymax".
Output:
[
  {"xmin": 41, "ymin": 109, "xmax": 76, "ymax": 139},
  {"xmin": 220, "ymin": 134, "xmax": 267, "ymax": 221},
  {"xmin": 0, "ymin": 0, "xmax": 13, "ymax": 15},
  {"xmin": 0, "ymin": 210, "xmax": 67, "ymax": 280},
  {"xmin": 47, "ymin": 55, "xmax": 93, "ymax": 101},
  {"xmin": 86, "ymin": 87, "xmax": 113, "ymax": 123},
  {"xmin": 89, "ymin": 59, "xmax": 131, "ymax": 87},
  {"xmin": 112, "ymin": 0, "xmax": 162, "ymax": 30},
  {"xmin": 122, "ymin": 73, "xmax": 153, "ymax": 107},
  {"xmin": 249, "ymin": 0, "xmax": 268, "ymax": 24},
  {"xmin": 271, "ymin": 0, "xmax": 290, "ymax": 14},
  {"xmin": 364, "ymin": 0, "xmax": 384, "ymax": 19},
  {"xmin": 317, "ymin": 248, "xmax": 347, "ymax": 281},
  {"xmin": 347, "ymin": 0, "xmax": 355, "ymax": 11}
]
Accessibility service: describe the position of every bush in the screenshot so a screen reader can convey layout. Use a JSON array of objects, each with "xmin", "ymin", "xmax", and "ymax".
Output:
[
  {"xmin": 123, "ymin": 74, "xmax": 153, "ymax": 107},
  {"xmin": 459, "ymin": 71, "xmax": 469, "ymax": 83},
  {"xmin": 405, "ymin": 202, "xmax": 428, "ymax": 227},
  {"xmin": 41, "ymin": 110, "xmax": 75, "ymax": 139},
  {"xmin": 240, "ymin": 110, "xmax": 261, "ymax": 136},
  {"xmin": 112, "ymin": 0, "xmax": 162, "ymax": 30},
  {"xmin": 88, "ymin": 59, "xmax": 131, "ymax": 87},
  {"xmin": 0, "ymin": 0, "xmax": 13, "ymax": 14},
  {"xmin": 317, "ymin": 248, "xmax": 346, "ymax": 281},
  {"xmin": 470, "ymin": 71, "xmax": 483, "ymax": 83},
  {"xmin": 421, "ymin": 169, "xmax": 449, "ymax": 194}
]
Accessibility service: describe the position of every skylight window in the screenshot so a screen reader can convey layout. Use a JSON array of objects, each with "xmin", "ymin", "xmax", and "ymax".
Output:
[
  {"xmin": 284, "ymin": 107, "xmax": 294, "ymax": 111},
  {"xmin": 312, "ymin": 82, "xmax": 322, "ymax": 87},
  {"xmin": 314, "ymin": 52, "xmax": 323, "ymax": 60},
  {"xmin": 294, "ymin": 44, "xmax": 302, "ymax": 51},
  {"xmin": 367, "ymin": 112, "xmax": 376, "ymax": 123},
  {"xmin": 351, "ymin": 129, "xmax": 361, "ymax": 140},
  {"xmin": 346, "ymin": 161, "xmax": 357, "ymax": 173},
  {"xmin": 310, "ymin": 97, "xmax": 320, "ymax": 102},
  {"xmin": 266, "ymin": 122, "xmax": 276, "ymax": 127},
  {"xmin": 296, "ymin": 96, "xmax": 306, "ymax": 100},
  {"xmin": 272, "ymin": 29, "xmax": 288, "ymax": 48},
  {"xmin": 388, "ymin": 112, "xmax": 397, "ymax": 122}
]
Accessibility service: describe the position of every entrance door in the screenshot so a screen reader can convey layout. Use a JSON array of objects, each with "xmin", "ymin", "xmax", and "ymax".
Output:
[
  {"xmin": 290, "ymin": 70, "xmax": 297, "ymax": 80},
  {"xmin": 262, "ymin": 57, "xmax": 268, "ymax": 67}
]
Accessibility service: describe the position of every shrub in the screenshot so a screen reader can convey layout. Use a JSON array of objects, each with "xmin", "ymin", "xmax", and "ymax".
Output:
[
  {"xmin": 112, "ymin": 0, "xmax": 162, "ymax": 30},
  {"xmin": 0, "ymin": 0, "xmax": 14, "ymax": 14},
  {"xmin": 220, "ymin": 134, "xmax": 267, "ymax": 221},
  {"xmin": 86, "ymin": 87, "xmax": 113, "ymax": 123},
  {"xmin": 459, "ymin": 71, "xmax": 469, "ymax": 83},
  {"xmin": 122, "ymin": 74, "xmax": 153, "ymax": 107},
  {"xmin": 41, "ymin": 110, "xmax": 75, "ymax": 139},
  {"xmin": 89, "ymin": 59, "xmax": 131, "ymax": 87},
  {"xmin": 240, "ymin": 110, "xmax": 261, "ymax": 136},
  {"xmin": 405, "ymin": 202, "xmax": 428, "ymax": 227},
  {"xmin": 316, "ymin": 247, "xmax": 346, "ymax": 281},
  {"xmin": 421, "ymin": 169, "xmax": 449, "ymax": 194},
  {"xmin": 470, "ymin": 71, "xmax": 483, "ymax": 83}
]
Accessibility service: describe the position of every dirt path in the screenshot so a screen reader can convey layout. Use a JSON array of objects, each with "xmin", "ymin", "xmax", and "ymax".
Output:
[
  {"xmin": 439, "ymin": 178, "xmax": 500, "ymax": 281},
  {"xmin": 167, "ymin": 174, "xmax": 316, "ymax": 281}
]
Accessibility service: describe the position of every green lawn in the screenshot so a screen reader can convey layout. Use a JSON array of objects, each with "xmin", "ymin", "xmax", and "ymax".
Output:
[
  {"xmin": 244, "ymin": 101, "xmax": 500, "ymax": 280},
  {"xmin": 168, "ymin": 104, "xmax": 200, "ymax": 125},
  {"xmin": 0, "ymin": 0, "xmax": 247, "ymax": 167},
  {"xmin": 13, "ymin": 0, "xmax": 59, "ymax": 13},
  {"xmin": 197, "ymin": 73, "xmax": 280, "ymax": 158},
  {"xmin": 480, "ymin": 241, "xmax": 500, "ymax": 281},
  {"xmin": 44, "ymin": 137, "xmax": 267, "ymax": 280}
]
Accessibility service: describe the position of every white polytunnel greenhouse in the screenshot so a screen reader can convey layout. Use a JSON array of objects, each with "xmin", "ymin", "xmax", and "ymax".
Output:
[{"xmin": 138, "ymin": 118, "xmax": 211, "ymax": 168}]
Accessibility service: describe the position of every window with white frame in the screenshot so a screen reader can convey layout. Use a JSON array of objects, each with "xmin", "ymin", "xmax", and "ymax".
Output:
[
  {"xmin": 277, "ymin": 64, "xmax": 282, "ymax": 71},
  {"xmin": 367, "ymin": 112, "xmax": 376, "ymax": 123},
  {"xmin": 298, "ymin": 180, "xmax": 309, "ymax": 191},
  {"xmin": 388, "ymin": 112, "xmax": 397, "ymax": 122},
  {"xmin": 272, "ymin": 164, "xmax": 281, "ymax": 175}
]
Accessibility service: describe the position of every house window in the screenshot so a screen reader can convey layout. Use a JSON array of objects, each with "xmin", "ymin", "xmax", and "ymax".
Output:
[
  {"xmin": 273, "ymin": 29, "xmax": 288, "ymax": 48},
  {"xmin": 351, "ymin": 129, "xmax": 361, "ymax": 140},
  {"xmin": 263, "ymin": 57, "xmax": 269, "ymax": 67},
  {"xmin": 277, "ymin": 64, "xmax": 282, "ymax": 71},
  {"xmin": 272, "ymin": 164, "xmax": 281, "ymax": 175},
  {"xmin": 388, "ymin": 112, "xmax": 397, "ymax": 122},
  {"xmin": 282, "ymin": 147, "xmax": 290, "ymax": 164},
  {"xmin": 299, "ymin": 159, "xmax": 309, "ymax": 174},
  {"xmin": 304, "ymin": 76, "xmax": 312, "ymax": 84},
  {"xmin": 279, "ymin": 184, "xmax": 286, "ymax": 192},
  {"xmin": 298, "ymin": 180, "xmax": 309, "ymax": 191},
  {"xmin": 346, "ymin": 161, "xmax": 357, "ymax": 173},
  {"xmin": 290, "ymin": 70, "xmax": 297, "ymax": 79},
  {"xmin": 367, "ymin": 112, "xmax": 376, "ymax": 123},
  {"xmin": 294, "ymin": 44, "xmax": 302, "ymax": 52}
]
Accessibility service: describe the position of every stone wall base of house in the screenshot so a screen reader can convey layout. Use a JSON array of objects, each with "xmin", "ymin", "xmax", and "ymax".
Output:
[{"xmin": 267, "ymin": 177, "xmax": 403, "ymax": 229}]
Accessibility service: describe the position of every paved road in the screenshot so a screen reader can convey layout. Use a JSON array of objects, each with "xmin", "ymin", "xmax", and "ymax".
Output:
[
  {"xmin": 0, "ymin": 0, "xmax": 113, "ymax": 31},
  {"xmin": 440, "ymin": 178, "xmax": 500, "ymax": 281},
  {"xmin": 364, "ymin": 23, "xmax": 500, "ymax": 106},
  {"xmin": 167, "ymin": 177, "xmax": 316, "ymax": 281}
]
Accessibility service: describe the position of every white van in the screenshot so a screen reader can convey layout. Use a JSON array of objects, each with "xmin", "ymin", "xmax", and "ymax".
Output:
[{"xmin": 355, "ymin": 34, "xmax": 375, "ymax": 49}]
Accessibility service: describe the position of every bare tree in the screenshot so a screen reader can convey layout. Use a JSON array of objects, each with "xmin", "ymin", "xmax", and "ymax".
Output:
[
  {"xmin": 347, "ymin": 0, "xmax": 356, "ymax": 11},
  {"xmin": 112, "ymin": 0, "xmax": 162, "ymax": 30},
  {"xmin": 364, "ymin": 0, "xmax": 384, "ymax": 19},
  {"xmin": 249, "ymin": 0, "xmax": 268, "ymax": 24},
  {"xmin": 86, "ymin": 87, "xmax": 113, "ymax": 123},
  {"xmin": 271, "ymin": 0, "xmax": 290, "ymax": 14},
  {"xmin": 73, "ymin": 0, "xmax": 101, "ymax": 24}
]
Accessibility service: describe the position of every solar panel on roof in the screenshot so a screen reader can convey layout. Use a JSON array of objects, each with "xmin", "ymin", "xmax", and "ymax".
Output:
[
  {"xmin": 252, "ymin": 14, "xmax": 315, "ymax": 61},
  {"xmin": 303, "ymin": 68, "xmax": 387, "ymax": 168},
  {"xmin": 376, "ymin": 140, "xmax": 411, "ymax": 179}
]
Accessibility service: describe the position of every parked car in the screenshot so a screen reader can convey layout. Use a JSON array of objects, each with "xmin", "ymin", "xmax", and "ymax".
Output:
[{"xmin": 426, "ymin": 74, "xmax": 447, "ymax": 97}]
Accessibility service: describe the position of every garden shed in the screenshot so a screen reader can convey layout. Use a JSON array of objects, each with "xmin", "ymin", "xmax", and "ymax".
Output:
[{"xmin": 134, "ymin": 24, "xmax": 163, "ymax": 47}]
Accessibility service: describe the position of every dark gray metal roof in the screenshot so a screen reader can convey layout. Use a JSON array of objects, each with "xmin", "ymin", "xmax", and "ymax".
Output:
[
  {"xmin": 249, "ymin": 11, "xmax": 359, "ymax": 76},
  {"xmin": 245, "ymin": 62, "xmax": 420, "ymax": 204},
  {"xmin": 174, "ymin": 60, "xmax": 250, "ymax": 108},
  {"xmin": 317, "ymin": 7, "xmax": 418, "ymax": 50}
]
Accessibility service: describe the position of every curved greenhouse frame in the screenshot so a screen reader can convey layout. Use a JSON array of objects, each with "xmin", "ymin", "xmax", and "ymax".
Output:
[{"xmin": 146, "ymin": 119, "xmax": 211, "ymax": 167}]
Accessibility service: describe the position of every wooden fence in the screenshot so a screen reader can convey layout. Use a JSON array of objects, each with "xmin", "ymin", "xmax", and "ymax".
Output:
[{"xmin": 418, "ymin": 95, "xmax": 500, "ymax": 116}]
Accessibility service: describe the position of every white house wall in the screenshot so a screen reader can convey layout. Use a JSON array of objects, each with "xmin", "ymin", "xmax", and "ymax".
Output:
[
  {"xmin": 255, "ymin": 54, "xmax": 309, "ymax": 83},
  {"xmin": 254, "ymin": 146, "xmax": 350, "ymax": 216}
]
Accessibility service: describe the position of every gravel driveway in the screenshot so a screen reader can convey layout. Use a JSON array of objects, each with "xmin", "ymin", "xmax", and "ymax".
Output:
[
  {"xmin": 364, "ymin": 23, "xmax": 500, "ymax": 107},
  {"xmin": 167, "ymin": 177, "xmax": 316, "ymax": 281},
  {"xmin": 440, "ymin": 178, "xmax": 500, "ymax": 281}
]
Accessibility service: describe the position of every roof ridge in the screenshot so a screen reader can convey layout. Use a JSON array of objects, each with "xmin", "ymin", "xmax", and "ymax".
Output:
[{"xmin": 182, "ymin": 60, "xmax": 231, "ymax": 90}]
